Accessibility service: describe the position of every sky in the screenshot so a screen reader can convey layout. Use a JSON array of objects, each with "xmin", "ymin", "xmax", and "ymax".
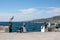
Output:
[{"xmin": 0, "ymin": 0, "xmax": 60, "ymax": 22}]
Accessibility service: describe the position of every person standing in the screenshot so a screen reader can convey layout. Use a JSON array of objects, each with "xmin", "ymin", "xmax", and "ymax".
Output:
[
  {"xmin": 9, "ymin": 16, "xmax": 14, "ymax": 32},
  {"xmin": 44, "ymin": 22, "xmax": 48, "ymax": 32},
  {"xmin": 9, "ymin": 21, "xmax": 12, "ymax": 32},
  {"xmin": 54, "ymin": 22, "xmax": 59, "ymax": 32}
]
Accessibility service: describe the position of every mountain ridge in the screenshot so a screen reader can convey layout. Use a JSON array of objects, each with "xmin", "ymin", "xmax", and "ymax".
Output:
[{"xmin": 29, "ymin": 15, "xmax": 60, "ymax": 23}]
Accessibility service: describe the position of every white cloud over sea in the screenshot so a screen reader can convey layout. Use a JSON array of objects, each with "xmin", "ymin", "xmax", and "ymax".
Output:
[{"xmin": 0, "ymin": 7, "xmax": 60, "ymax": 22}]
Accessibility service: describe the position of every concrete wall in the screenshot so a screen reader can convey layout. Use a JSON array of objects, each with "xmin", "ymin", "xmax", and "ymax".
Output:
[{"xmin": 0, "ymin": 26, "xmax": 9, "ymax": 32}]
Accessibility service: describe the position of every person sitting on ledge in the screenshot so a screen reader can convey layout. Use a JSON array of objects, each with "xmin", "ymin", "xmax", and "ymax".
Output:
[{"xmin": 17, "ymin": 23, "xmax": 27, "ymax": 33}]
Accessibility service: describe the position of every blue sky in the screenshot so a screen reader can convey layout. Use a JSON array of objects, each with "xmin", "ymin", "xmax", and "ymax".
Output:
[{"xmin": 0, "ymin": 0, "xmax": 60, "ymax": 21}]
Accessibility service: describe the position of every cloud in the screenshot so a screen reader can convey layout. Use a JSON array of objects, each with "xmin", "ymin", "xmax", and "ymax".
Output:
[
  {"xmin": 53, "ymin": 8, "xmax": 60, "ymax": 13},
  {"xmin": 0, "ymin": 7, "xmax": 60, "ymax": 22},
  {"xmin": 18, "ymin": 8, "xmax": 38, "ymax": 14},
  {"xmin": 46, "ymin": 8, "xmax": 60, "ymax": 16}
]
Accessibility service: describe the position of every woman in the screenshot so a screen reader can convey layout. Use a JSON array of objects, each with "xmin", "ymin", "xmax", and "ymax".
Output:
[{"xmin": 18, "ymin": 23, "xmax": 27, "ymax": 33}]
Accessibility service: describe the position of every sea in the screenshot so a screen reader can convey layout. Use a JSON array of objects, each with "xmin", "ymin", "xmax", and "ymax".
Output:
[{"xmin": 0, "ymin": 22, "xmax": 60, "ymax": 32}]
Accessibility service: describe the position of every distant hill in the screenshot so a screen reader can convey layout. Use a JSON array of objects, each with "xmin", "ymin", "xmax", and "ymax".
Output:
[{"xmin": 30, "ymin": 15, "xmax": 60, "ymax": 23}]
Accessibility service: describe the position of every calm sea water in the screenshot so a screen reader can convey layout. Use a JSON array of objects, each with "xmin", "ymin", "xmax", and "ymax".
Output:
[{"xmin": 0, "ymin": 22, "xmax": 60, "ymax": 32}]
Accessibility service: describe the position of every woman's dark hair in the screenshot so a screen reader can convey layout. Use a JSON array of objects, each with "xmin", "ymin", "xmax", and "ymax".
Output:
[
  {"xmin": 23, "ymin": 25, "xmax": 26, "ymax": 27},
  {"xmin": 23, "ymin": 23, "xmax": 26, "ymax": 27},
  {"xmin": 56, "ymin": 27, "xmax": 58, "ymax": 29}
]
